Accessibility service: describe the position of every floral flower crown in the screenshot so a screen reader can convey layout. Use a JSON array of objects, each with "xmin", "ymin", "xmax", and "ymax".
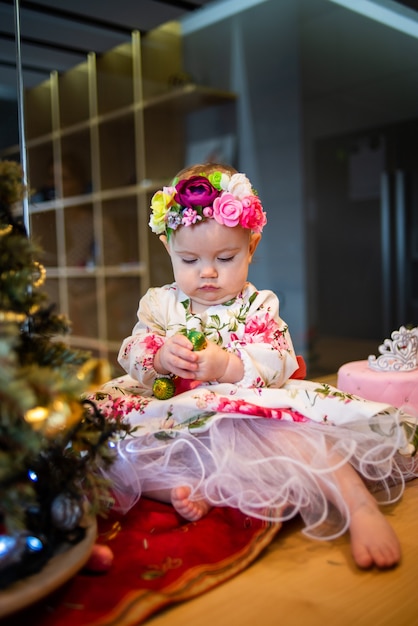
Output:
[{"xmin": 149, "ymin": 170, "xmax": 267, "ymax": 239}]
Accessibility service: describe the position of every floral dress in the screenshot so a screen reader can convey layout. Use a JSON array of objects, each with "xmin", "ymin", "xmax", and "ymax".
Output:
[
  {"xmin": 118, "ymin": 281, "xmax": 298, "ymax": 390},
  {"xmin": 90, "ymin": 282, "xmax": 417, "ymax": 540}
]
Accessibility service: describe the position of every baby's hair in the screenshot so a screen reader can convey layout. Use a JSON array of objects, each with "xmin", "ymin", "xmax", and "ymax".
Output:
[{"xmin": 174, "ymin": 162, "xmax": 238, "ymax": 181}]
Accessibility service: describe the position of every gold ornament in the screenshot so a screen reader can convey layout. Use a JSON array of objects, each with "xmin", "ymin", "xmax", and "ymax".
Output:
[
  {"xmin": 76, "ymin": 358, "xmax": 112, "ymax": 391},
  {"xmin": 24, "ymin": 405, "xmax": 49, "ymax": 426},
  {"xmin": 0, "ymin": 224, "xmax": 12, "ymax": 236},
  {"xmin": 187, "ymin": 330, "xmax": 207, "ymax": 351},
  {"xmin": 28, "ymin": 303, "xmax": 41, "ymax": 315},
  {"xmin": 153, "ymin": 377, "xmax": 176, "ymax": 400},
  {"xmin": 32, "ymin": 261, "xmax": 46, "ymax": 288},
  {"xmin": 0, "ymin": 310, "xmax": 26, "ymax": 323},
  {"xmin": 24, "ymin": 398, "xmax": 84, "ymax": 437},
  {"xmin": 45, "ymin": 399, "xmax": 84, "ymax": 436}
]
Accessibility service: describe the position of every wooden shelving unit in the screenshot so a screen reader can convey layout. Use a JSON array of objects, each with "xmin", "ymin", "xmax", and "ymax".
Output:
[{"xmin": 1, "ymin": 22, "xmax": 235, "ymax": 374}]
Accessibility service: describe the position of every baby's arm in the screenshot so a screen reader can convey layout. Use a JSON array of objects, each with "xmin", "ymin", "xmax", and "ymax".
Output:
[
  {"xmin": 118, "ymin": 288, "xmax": 173, "ymax": 388},
  {"xmin": 225, "ymin": 289, "xmax": 299, "ymax": 388}
]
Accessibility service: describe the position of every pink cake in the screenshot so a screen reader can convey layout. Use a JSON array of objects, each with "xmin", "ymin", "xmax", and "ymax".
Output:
[{"xmin": 337, "ymin": 326, "xmax": 418, "ymax": 413}]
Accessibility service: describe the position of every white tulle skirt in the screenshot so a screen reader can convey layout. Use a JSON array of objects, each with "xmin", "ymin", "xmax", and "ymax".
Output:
[{"xmin": 88, "ymin": 377, "xmax": 418, "ymax": 541}]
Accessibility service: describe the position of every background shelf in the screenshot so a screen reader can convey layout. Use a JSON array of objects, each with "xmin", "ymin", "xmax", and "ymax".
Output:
[{"xmin": 2, "ymin": 21, "xmax": 236, "ymax": 375}]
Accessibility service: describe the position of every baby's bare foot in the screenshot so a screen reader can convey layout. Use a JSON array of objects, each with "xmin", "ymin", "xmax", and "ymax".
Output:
[
  {"xmin": 171, "ymin": 486, "xmax": 211, "ymax": 521},
  {"xmin": 350, "ymin": 501, "xmax": 401, "ymax": 569}
]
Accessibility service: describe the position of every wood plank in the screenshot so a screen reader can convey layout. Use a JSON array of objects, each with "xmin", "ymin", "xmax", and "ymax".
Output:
[
  {"xmin": 314, "ymin": 373, "xmax": 339, "ymax": 386},
  {"xmin": 150, "ymin": 479, "xmax": 418, "ymax": 626}
]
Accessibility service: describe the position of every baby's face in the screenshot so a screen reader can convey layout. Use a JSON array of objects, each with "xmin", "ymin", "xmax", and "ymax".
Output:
[{"xmin": 162, "ymin": 219, "xmax": 260, "ymax": 314}]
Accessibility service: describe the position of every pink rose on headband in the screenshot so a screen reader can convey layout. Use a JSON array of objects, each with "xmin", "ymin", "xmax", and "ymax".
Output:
[
  {"xmin": 175, "ymin": 176, "xmax": 219, "ymax": 208},
  {"xmin": 213, "ymin": 193, "xmax": 243, "ymax": 227},
  {"xmin": 240, "ymin": 196, "xmax": 267, "ymax": 233}
]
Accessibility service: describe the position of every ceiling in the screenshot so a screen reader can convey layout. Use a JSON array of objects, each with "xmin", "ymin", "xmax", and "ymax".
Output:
[
  {"xmin": 0, "ymin": 0, "xmax": 417, "ymax": 104},
  {"xmin": 0, "ymin": 0, "xmax": 218, "ymax": 100}
]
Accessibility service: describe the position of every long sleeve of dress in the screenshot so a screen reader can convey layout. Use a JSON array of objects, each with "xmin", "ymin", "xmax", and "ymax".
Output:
[
  {"xmin": 118, "ymin": 282, "xmax": 298, "ymax": 390},
  {"xmin": 221, "ymin": 286, "xmax": 298, "ymax": 388}
]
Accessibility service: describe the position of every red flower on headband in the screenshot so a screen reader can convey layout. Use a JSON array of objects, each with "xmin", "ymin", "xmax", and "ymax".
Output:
[
  {"xmin": 240, "ymin": 196, "xmax": 267, "ymax": 233},
  {"xmin": 175, "ymin": 176, "xmax": 220, "ymax": 208}
]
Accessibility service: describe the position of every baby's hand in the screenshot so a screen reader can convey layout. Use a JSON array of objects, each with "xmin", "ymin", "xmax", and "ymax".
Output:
[
  {"xmin": 155, "ymin": 334, "xmax": 244, "ymax": 384},
  {"xmin": 195, "ymin": 342, "xmax": 244, "ymax": 383},
  {"xmin": 154, "ymin": 333, "xmax": 198, "ymax": 379}
]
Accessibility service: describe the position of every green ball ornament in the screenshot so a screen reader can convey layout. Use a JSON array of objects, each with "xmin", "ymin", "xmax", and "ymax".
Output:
[
  {"xmin": 187, "ymin": 330, "xmax": 207, "ymax": 351},
  {"xmin": 152, "ymin": 376, "xmax": 176, "ymax": 400}
]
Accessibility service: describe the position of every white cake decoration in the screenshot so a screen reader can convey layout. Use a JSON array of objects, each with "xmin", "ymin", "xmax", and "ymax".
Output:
[{"xmin": 368, "ymin": 326, "xmax": 418, "ymax": 372}]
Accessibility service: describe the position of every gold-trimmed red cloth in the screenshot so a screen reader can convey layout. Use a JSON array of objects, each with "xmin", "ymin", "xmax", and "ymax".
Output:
[{"xmin": 14, "ymin": 498, "xmax": 281, "ymax": 626}]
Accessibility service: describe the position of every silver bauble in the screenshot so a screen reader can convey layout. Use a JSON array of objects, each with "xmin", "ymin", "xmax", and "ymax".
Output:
[{"xmin": 51, "ymin": 493, "xmax": 83, "ymax": 531}]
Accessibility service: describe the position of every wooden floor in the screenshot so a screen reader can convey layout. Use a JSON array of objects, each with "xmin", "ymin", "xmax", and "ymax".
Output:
[
  {"xmin": 149, "ymin": 480, "xmax": 418, "ymax": 626},
  {"xmin": 150, "ymin": 375, "xmax": 418, "ymax": 626}
]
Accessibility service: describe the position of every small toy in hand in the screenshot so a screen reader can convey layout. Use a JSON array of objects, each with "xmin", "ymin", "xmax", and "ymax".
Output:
[
  {"xmin": 187, "ymin": 330, "xmax": 207, "ymax": 351},
  {"xmin": 152, "ymin": 331, "xmax": 207, "ymax": 399}
]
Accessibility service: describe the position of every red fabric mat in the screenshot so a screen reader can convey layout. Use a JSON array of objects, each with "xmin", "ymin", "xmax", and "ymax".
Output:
[{"xmin": 8, "ymin": 499, "xmax": 281, "ymax": 626}]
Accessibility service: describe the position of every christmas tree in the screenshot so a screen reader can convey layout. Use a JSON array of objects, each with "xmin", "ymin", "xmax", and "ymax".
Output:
[{"xmin": 0, "ymin": 160, "xmax": 129, "ymax": 586}]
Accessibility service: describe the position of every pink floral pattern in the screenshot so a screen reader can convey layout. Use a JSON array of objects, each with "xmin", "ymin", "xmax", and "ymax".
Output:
[
  {"xmin": 243, "ymin": 313, "xmax": 289, "ymax": 349},
  {"xmin": 91, "ymin": 376, "xmax": 397, "ymax": 442},
  {"xmin": 211, "ymin": 394, "xmax": 308, "ymax": 422},
  {"xmin": 92, "ymin": 391, "xmax": 151, "ymax": 420}
]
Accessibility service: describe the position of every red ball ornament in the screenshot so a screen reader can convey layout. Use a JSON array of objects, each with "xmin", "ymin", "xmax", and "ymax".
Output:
[{"xmin": 85, "ymin": 543, "xmax": 114, "ymax": 573}]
